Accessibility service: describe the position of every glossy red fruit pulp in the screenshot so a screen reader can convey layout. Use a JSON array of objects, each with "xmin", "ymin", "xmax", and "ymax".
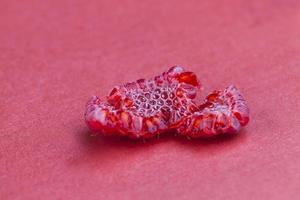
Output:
[
  {"xmin": 85, "ymin": 66, "xmax": 201, "ymax": 139},
  {"xmin": 177, "ymin": 85, "xmax": 249, "ymax": 137},
  {"xmin": 85, "ymin": 66, "xmax": 249, "ymax": 139}
]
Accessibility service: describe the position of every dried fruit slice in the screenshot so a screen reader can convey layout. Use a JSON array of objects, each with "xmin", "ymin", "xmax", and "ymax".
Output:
[
  {"xmin": 85, "ymin": 66, "xmax": 201, "ymax": 139},
  {"xmin": 177, "ymin": 85, "xmax": 250, "ymax": 137}
]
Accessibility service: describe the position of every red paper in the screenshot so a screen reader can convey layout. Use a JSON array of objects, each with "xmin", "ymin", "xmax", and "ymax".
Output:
[{"xmin": 1, "ymin": 0, "xmax": 300, "ymax": 199}]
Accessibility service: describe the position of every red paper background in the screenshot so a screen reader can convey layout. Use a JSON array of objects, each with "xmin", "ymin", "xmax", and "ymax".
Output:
[{"xmin": 1, "ymin": 0, "xmax": 300, "ymax": 199}]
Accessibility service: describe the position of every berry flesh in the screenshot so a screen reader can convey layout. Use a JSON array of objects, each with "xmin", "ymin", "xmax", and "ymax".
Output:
[
  {"xmin": 85, "ymin": 66, "xmax": 201, "ymax": 139},
  {"xmin": 177, "ymin": 85, "xmax": 249, "ymax": 137},
  {"xmin": 85, "ymin": 66, "xmax": 250, "ymax": 139}
]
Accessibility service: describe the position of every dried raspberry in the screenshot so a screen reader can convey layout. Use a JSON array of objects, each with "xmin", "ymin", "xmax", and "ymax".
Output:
[
  {"xmin": 177, "ymin": 85, "xmax": 250, "ymax": 137},
  {"xmin": 85, "ymin": 66, "xmax": 201, "ymax": 139}
]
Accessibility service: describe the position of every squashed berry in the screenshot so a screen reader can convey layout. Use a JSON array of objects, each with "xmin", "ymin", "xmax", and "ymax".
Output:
[{"xmin": 85, "ymin": 66, "xmax": 249, "ymax": 139}]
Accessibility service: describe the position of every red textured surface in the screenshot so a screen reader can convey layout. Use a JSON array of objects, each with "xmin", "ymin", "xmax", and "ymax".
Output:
[{"xmin": 1, "ymin": 0, "xmax": 300, "ymax": 199}]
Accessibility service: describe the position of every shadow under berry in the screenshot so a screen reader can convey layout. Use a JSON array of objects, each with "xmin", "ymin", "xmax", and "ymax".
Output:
[{"xmin": 68, "ymin": 126, "xmax": 247, "ymax": 169}]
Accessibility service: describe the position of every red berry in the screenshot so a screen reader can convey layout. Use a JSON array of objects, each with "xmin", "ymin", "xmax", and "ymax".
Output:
[
  {"xmin": 85, "ymin": 66, "xmax": 201, "ymax": 139},
  {"xmin": 85, "ymin": 67, "xmax": 250, "ymax": 139},
  {"xmin": 177, "ymin": 85, "xmax": 250, "ymax": 137}
]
